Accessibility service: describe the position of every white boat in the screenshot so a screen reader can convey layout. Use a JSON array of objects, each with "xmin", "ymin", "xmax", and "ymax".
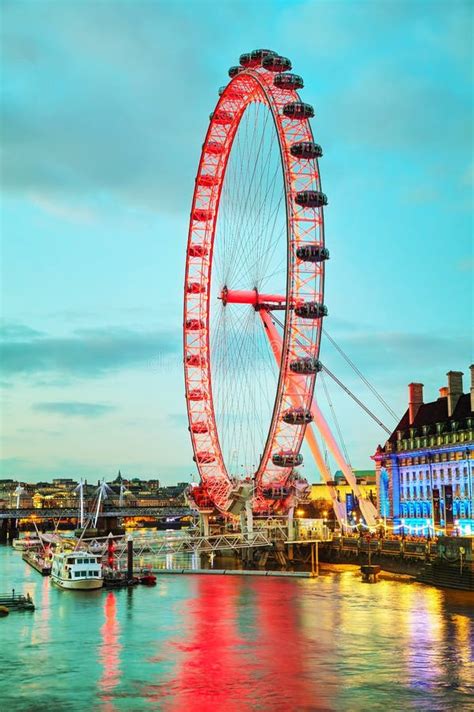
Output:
[
  {"xmin": 51, "ymin": 550, "xmax": 103, "ymax": 590},
  {"xmin": 12, "ymin": 537, "xmax": 42, "ymax": 551}
]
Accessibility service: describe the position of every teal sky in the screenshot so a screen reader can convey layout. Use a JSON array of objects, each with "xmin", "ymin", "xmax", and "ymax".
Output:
[{"xmin": 1, "ymin": 0, "xmax": 472, "ymax": 484}]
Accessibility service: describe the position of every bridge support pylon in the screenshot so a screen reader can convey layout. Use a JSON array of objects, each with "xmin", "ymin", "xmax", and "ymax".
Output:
[
  {"xmin": 239, "ymin": 500, "xmax": 254, "ymax": 536},
  {"xmin": 287, "ymin": 505, "xmax": 295, "ymax": 542},
  {"xmin": 0, "ymin": 519, "xmax": 8, "ymax": 544},
  {"xmin": 199, "ymin": 512, "xmax": 210, "ymax": 537}
]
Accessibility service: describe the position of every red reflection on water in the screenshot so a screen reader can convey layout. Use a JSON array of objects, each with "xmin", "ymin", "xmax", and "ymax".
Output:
[
  {"xmin": 253, "ymin": 578, "xmax": 323, "ymax": 710},
  {"xmin": 173, "ymin": 576, "xmax": 252, "ymax": 712},
  {"xmin": 99, "ymin": 592, "xmax": 121, "ymax": 707},
  {"xmin": 145, "ymin": 577, "xmax": 253, "ymax": 712},
  {"xmin": 145, "ymin": 576, "xmax": 322, "ymax": 712}
]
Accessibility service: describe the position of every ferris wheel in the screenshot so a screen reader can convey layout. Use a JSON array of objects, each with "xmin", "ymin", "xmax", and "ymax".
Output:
[{"xmin": 184, "ymin": 49, "xmax": 328, "ymax": 515}]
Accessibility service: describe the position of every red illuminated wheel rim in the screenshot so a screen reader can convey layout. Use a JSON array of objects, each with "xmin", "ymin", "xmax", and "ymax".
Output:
[{"xmin": 184, "ymin": 50, "xmax": 327, "ymax": 513}]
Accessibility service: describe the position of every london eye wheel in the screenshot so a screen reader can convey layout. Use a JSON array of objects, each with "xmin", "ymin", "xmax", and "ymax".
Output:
[{"xmin": 184, "ymin": 49, "xmax": 328, "ymax": 515}]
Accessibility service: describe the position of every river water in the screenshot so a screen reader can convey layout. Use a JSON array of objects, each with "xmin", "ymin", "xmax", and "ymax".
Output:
[{"xmin": 0, "ymin": 545, "xmax": 473, "ymax": 711}]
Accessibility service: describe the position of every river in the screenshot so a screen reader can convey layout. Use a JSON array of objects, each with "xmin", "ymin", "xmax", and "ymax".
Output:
[{"xmin": 0, "ymin": 545, "xmax": 473, "ymax": 711}]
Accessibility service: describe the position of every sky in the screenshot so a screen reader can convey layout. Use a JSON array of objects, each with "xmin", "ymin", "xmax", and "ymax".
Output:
[{"xmin": 1, "ymin": 0, "xmax": 473, "ymax": 484}]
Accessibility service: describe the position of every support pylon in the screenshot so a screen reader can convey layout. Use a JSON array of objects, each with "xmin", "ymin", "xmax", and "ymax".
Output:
[
  {"xmin": 199, "ymin": 512, "xmax": 210, "ymax": 537},
  {"xmin": 259, "ymin": 309, "xmax": 377, "ymax": 528}
]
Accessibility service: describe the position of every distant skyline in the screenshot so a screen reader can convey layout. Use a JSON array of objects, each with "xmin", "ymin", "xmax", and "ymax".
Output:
[{"xmin": 1, "ymin": 0, "xmax": 472, "ymax": 483}]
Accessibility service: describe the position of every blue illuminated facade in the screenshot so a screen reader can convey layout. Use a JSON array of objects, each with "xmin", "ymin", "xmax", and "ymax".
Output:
[{"xmin": 373, "ymin": 369, "xmax": 474, "ymax": 536}]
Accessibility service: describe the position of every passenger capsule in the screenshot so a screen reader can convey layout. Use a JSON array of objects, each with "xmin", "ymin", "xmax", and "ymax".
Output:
[
  {"xmin": 193, "ymin": 208, "xmax": 213, "ymax": 222},
  {"xmin": 290, "ymin": 142, "xmax": 323, "ymax": 159},
  {"xmin": 250, "ymin": 48, "xmax": 278, "ymax": 63},
  {"xmin": 188, "ymin": 244, "xmax": 208, "ymax": 258},
  {"xmin": 272, "ymin": 451, "xmax": 303, "ymax": 467},
  {"xmin": 188, "ymin": 389, "xmax": 206, "ymax": 401},
  {"xmin": 289, "ymin": 357, "xmax": 322, "ymax": 374},
  {"xmin": 296, "ymin": 245, "xmax": 330, "ymax": 262},
  {"xmin": 210, "ymin": 110, "xmax": 233, "ymax": 125},
  {"xmin": 262, "ymin": 55, "xmax": 292, "ymax": 72},
  {"xmin": 295, "ymin": 190, "xmax": 328, "ymax": 208},
  {"xmin": 295, "ymin": 301, "xmax": 328, "ymax": 319},
  {"xmin": 228, "ymin": 66, "xmax": 244, "ymax": 78},
  {"xmin": 206, "ymin": 141, "xmax": 225, "ymax": 155},
  {"xmin": 191, "ymin": 421, "xmax": 209, "ymax": 434},
  {"xmin": 186, "ymin": 282, "xmax": 205, "ymax": 294},
  {"xmin": 197, "ymin": 174, "xmax": 219, "ymax": 187},
  {"xmin": 239, "ymin": 52, "xmax": 253, "ymax": 67},
  {"xmin": 185, "ymin": 319, "xmax": 205, "ymax": 331},
  {"xmin": 186, "ymin": 354, "xmax": 203, "ymax": 367},
  {"xmin": 193, "ymin": 451, "xmax": 216, "ymax": 464},
  {"xmin": 283, "ymin": 102, "xmax": 314, "ymax": 119},
  {"xmin": 218, "ymin": 86, "xmax": 226, "ymax": 96},
  {"xmin": 262, "ymin": 486, "xmax": 290, "ymax": 499},
  {"xmin": 274, "ymin": 73, "xmax": 303, "ymax": 90},
  {"xmin": 282, "ymin": 408, "xmax": 313, "ymax": 425}
]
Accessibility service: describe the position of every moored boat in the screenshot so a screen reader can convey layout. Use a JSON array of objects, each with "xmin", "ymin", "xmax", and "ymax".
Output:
[
  {"xmin": 51, "ymin": 551, "xmax": 103, "ymax": 590},
  {"xmin": 22, "ymin": 550, "xmax": 52, "ymax": 576},
  {"xmin": 12, "ymin": 537, "xmax": 42, "ymax": 551}
]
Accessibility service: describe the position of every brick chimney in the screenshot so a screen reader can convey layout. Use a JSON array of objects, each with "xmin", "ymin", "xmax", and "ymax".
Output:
[
  {"xmin": 439, "ymin": 386, "xmax": 448, "ymax": 398},
  {"xmin": 446, "ymin": 370, "xmax": 463, "ymax": 417},
  {"xmin": 470, "ymin": 365, "xmax": 474, "ymax": 413},
  {"xmin": 408, "ymin": 383, "xmax": 423, "ymax": 425}
]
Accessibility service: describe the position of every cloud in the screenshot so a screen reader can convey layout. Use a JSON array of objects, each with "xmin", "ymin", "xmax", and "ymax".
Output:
[
  {"xmin": 168, "ymin": 413, "xmax": 189, "ymax": 428},
  {"xmin": 0, "ymin": 2, "xmax": 236, "ymax": 213},
  {"xmin": 0, "ymin": 323, "xmax": 180, "ymax": 379},
  {"xmin": 329, "ymin": 66, "xmax": 471, "ymax": 155},
  {"xmin": 32, "ymin": 401, "xmax": 115, "ymax": 418},
  {"xmin": 0, "ymin": 322, "xmax": 44, "ymax": 340},
  {"xmin": 322, "ymin": 330, "xmax": 473, "ymax": 383},
  {"xmin": 28, "ymin": 192, "xmax": 96, "ymax": 224}
]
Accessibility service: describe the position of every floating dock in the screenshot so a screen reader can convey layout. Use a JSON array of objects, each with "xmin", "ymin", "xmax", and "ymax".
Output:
[
  {"xmin": 0, "ymin": 592, "xmax": 35, "ymax": 611},
  {"xmin": 153, "ymin": 568, "xmax": 314, "ymax": 577}
]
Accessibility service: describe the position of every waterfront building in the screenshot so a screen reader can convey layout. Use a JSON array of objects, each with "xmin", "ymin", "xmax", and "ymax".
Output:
[
  {"xmin": 52, "ymin": 478, "xmax": 78, "ymax": 488},
  {"xmin": 373, "ymin": 366, "xmax": 474, "ymax": 535},
  {"xmin": 308, "ymin": 470, "xmax": 377, "ymax": 521}
]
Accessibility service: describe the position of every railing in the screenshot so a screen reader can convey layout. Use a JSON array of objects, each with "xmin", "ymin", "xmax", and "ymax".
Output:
[
  {"xmin": 81, "ymin": 525, "xmax": 325, "ymax": 561},
  {"xmin": 331, "ymin": 536, "xmax": 439, "ymax": 561},
  {"xmin": 0, "ymin": 591, "xmax": 34, "ymax": 604}
]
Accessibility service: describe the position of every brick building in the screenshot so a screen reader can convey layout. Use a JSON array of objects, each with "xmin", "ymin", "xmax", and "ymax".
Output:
[{"xmin": 373, "ymin": 367, "xmax": 474, "ymax": 535}]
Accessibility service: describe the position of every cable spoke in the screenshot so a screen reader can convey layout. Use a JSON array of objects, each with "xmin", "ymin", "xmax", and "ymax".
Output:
[{"xmin": 211, "ymin": 100, "xmax": 286, "ymax": 475}]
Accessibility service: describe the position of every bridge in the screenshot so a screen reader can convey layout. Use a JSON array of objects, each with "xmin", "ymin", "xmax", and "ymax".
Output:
[{"xmin": 0, "ymin": 506, "xmax": 193, "ymax": 520}]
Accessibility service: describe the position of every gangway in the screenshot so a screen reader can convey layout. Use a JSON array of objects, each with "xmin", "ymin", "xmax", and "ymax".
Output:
[{"xmin": 81, "ymin": 525, "xmax": 331, "ymax": 564}]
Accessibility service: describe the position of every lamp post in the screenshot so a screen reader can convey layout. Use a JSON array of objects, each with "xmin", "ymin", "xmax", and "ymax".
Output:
[
  {"xmin": 427, "ymin": 452, "xmax": 436, "ymax": 533},
  {"xmin": 14, "ymin": 484, "xmax": 25, "ymax": 509},
  {"xmin": 74, "ymin": 479, "xmax": 85, "ymax": 529},
  {"xmin": 465, "ymin": 448, "xmax": 473, "ymax": 520}
]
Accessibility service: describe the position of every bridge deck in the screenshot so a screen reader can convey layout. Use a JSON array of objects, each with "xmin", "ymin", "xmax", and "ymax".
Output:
[{"xmin": 0, "ymin": 507, "xmax": 192, "ymax": 519}]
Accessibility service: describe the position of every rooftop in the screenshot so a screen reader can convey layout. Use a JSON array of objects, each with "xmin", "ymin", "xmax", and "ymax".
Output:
[{"xmin": 388, "ymin": 393, "xmax": 473, "ymax": 444}]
